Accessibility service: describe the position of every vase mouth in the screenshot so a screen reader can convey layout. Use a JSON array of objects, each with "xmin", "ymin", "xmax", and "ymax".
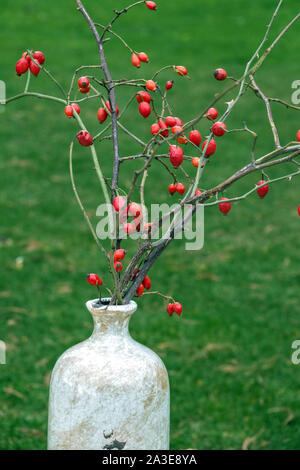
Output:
[{"xmin": 86, "ymin": 298, "xmax": 137, "ymax": 316}]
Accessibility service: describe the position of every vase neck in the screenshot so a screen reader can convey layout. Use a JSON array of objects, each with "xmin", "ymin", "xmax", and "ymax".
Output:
[{"xmin": 86, "ymin": 299, "xmax": 137, "ymax": 339}]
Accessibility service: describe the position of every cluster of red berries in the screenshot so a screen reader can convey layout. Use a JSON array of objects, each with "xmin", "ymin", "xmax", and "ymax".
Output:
[
  {"xmin": 64, "ymin": 103, "xmax": 80, "ymax": 118},
  {"xmin": 110, "ymin": 248, "xmax": 127, "ymax": 273},
  {"xmin": 131, "ymin": 52, "xmax": 149, "ymax": 69},
  {"xmin": 166, "ymin": 302, "xmax": 182, "ymax": 316},
  {"xmin": 136, "ymin": 275, "xmax": 152, "ymax": 297},
  {"xmin": 97, "ymin": 100, "xmax": 120, "ymax": 124},
  {"xmin": 168, "ymin": 182, "xmax": 185, "ymax": 195},
  {"xmin": 78, "ymin": 76, "xmax": 90, "ymax": 94},
  {"xmin": 15, "ymin": 51, "xmax": 45, "ymax": 77},
  {"xmin": 113, "ymin": 196, "xmax": 145, "ymax": 235},
  {"xmin": 136, "ymin": 90, "xmax": 152, "ymax": 118}
]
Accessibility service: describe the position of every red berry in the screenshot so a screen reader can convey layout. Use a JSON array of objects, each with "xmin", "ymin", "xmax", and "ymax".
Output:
[
  {"xmin": 175, "ymin": 65, "xmax": 188, "ymax": 76},
  {"xmin": 136, "ymin": 284, "xmax": 145, "ymax": 297},
  {"xmin": 166, "ymin": 80, "xmax": 174, "ymax": 90},
  {"xmin": 195, "ymin": 189, "xmax": 202, "ymax": 196},
  {"xmin": 192, "ymin": 157, "xmax": 200, "ymax": 168},
  {"xmin": 139, "ymin": 101, "xmax": 152, "ymax": 118},
  {"xmin": 256, "ymin": 180, "xmax": 269, "ymax": 199},
  {"xmin": 15, "ymin": 58, "xmax": 29, "ymax": 75},
  {"xmin": 173, "ymin": 302, "xmax": 183, "ymax": 316},
  {"xmin": 145, "ymin": 1, "xmax": 157, "ymax": 10},
  {"xmin": 150, "ymin": 123, "xmax": 160, "ymax": 135},
  {"xmin": 168, "ymin": 184, "xmax": 176, "ymax": 195},
  {"xmin": 219, "ymin": 198, "xmax": 231, "ymax": 215},
  {"xmin": 146, "ymin": 80, "xmax": 156, "ymax": 91},
  {"xmin": 123, "ymin": 223, "xmax": 135, "ymax": 235},
  {"xmin": 166, "ymin": 303, "xmax": 174, "ymax": 316},
  {"xmin": 76, "ymin": 130, "xmax": 93, "ymax": 147},
  {"xmin": 206, "ymin": 108, "xmax": 218, "ymax": 121},
  {"xmin": 158, "ymin": 119, "xmax": 169, "ymax": 137},
  {"xmin": 142, "ymin": 275, "xmax": 151, "ymax": 290},
  {"xmin": 64, "ymin": 105, "xmax": 74, "ymax": 118},
  {"xmin": 138, "ymin": 52, "xmax": 149, "ymax": 63},
  {"xmin": 29, "ymin": 59, "xmax": 41, "ymax": 76},
  {"xmin": 174, "ymin": 117, "xmax": 183, "ymax": 126},
  {"xmin": 298, "ymin": 205, "xmax": 300, "ymax": 216},
  {"xmin": 176, "ymin": 183, "xmax": 185, "ymax": 195},
  {"xmin": 78, "ymin": 76, "xmax": 89, "ymax": 88},
  {"xmin": 189, "ymin": 130, "xmax": 202, "ymax": 146},
  {"xmin": 171, "ymin": 125, "xmax": 183, "ymax": 135},
  {"xmin": 128, "ymin": 202, "xmax": 142, "ymax": 217},
  {"xmin": 296, "ymin": 130, "xmax": 300, "ymax": 142},
  {"xmin": 136, "ymin": 91, "xmax": 152, "ymax": 103},
  {"xmin": 114, "ymin": 261, "xmax": 123, "ymax": 272},
  {"xmin": 97, "ymin": 107, "xmax": 108, "ymax": 123},
  {"xmin": 212, "ymin": 121, "xmax": 227, "ymax": 137},
  {"xmin": 214, "ymin": 68, "xmax": 227, "ymax": 81},
  {"xmin": 71, "ymin": 103, "xmax": 80, "ymax": 114},
  {"xmin": 202, "ymin": 138, "xmax": 217, "ymax": 157},
  {"xmin": 131, "ymin": 53, "xmax": 141, "ymax": 68},
  {"xmin": 105, "ymin": 100, "xmax": 120, "ymax": 117},
  {"xmin": 169, "ymin": 145, "xmax": 184, "ymax": 168},
  {"xmin": 113, "ymin": 196, "xmax": 126, "ymax": 212},
  {"xmin": 33, "ymin": 51, "xmax": 45, "ymax": 65},
  {"xmin": 79, "ymin": 86, "xmax": 90, "ymax": 94},
  {"xmin": 87, "ymin": 273, "xmax": 103, "ymax": 286},
  {"xmin": 113, "ymin": 249, "xmax": 127, "ymax": 262},
  {"xmin": 165, "ymin": 116, "xmax": 177, "ymax": 128}
]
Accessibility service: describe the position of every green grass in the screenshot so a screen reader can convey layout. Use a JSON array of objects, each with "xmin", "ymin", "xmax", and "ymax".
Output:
[{"xmin": 1, "ymin": 0, "xmax": 300, "ymax": 450}]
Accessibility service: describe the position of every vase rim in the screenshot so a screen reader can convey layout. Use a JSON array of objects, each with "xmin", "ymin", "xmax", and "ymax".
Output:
[{"xmin": 86, "ymin": 298, "xmax": 137, "ymax": 316}]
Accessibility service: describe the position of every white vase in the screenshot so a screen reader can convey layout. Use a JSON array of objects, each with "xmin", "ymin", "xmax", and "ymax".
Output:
[{"xmin": 47, "ymin": 298, "xmax": 170, "ymax": 450}]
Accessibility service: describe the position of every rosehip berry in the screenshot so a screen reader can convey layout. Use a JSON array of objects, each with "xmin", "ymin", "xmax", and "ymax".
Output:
[
  {"xmin": 175, "ymin": 65, "xmax": 188, "ymax": 76},
  {"xmin": 177, "ymin": 135, "xmax": 188, "ymax": 145},
  {"xmin": 150, "ymin": 123, "xmax": 160, "ymax": 135},
  {"xmin": 139, "ymin": 101, "xmax": 152, "ymax": 118},
  {"xmin": 97, "ymin": 107, "xmax": 108, "ymax": 123},
  {"xmin": 29, "ymin": 59, "xmax": 41, "ymax": 76},
  {"xmin": 298, "ymin": 205, "xmax": 300, "ymax": 216},
  {"xmin": 189, "ymin": 130, "xmax": 202, "ymax": 146},
  {"xmin": 123, "ymin": 223, "xmax": 135, "ymax": 235},
  {"xmin": 105, "ymin": 100, "xmax": 120, "ymax": 117},
  {"xmin": 114, "ymin": 261, "xmax": 123, "ymax": 272},
  {"xmin": 138, "ymin": 52, "xmax": 149, "ymax": 63},
  {"xmin": 173, "ymin": 302, "xmax": 183, "ymax": 316},
  {"xmin": 219, "ymin": 198, "xmax": 231, "ymax": 215},
  {"xmin": 256, "ymin": 180, "xmax": 269, "ymax": 199},
  {"xmin": 195, "ymin": 189, "xmax": 202, "ymax": 196},
  {"xmin": 131, "ymin": 53, "xmax": 141, "ymax": 68},
  {"xmin": 296, "ymin": 130, "xmax": 300, "ymax": 142},
  {"xmin": 212, "ymin": 121, "xmax": 227, "ymax": 137},
  {"xmin": 166, "ymin": 80, "xmax": 174, "ymax": 90},
  {"xmin": 202, "ymin": 138, "xmax": 217, "ymax": 157},
  {"xmin": 168, "ymin": 183, "xmax": 177, "ymax": 195},
  {"xmin": 158, "ymin": 119, "xmax": 169, "ymax": 137},
  {"xmin": 136, "ymin": 284, "xmax": 145, "ymax": 297},
  {"xmin": 113, "ymin": 249, "xmax": 127, "ymax": 262},
  {"xmin": 79, "ymin": 86, "xmax": 90, "ymax": 94},
  {"xmin": 136, "ymin": 91, "xmax": 152, "ymax": 103},
  {"xmin": 128, "ymin": 202, "xmax": 142, "ymax": 217},
  {"xmin": 192, "ymin": 157, "xmax": 200, "ymax": 167},
  {"xmin": 64, "ymin": 105, "xmax": 74, "ymax": 118},
  {"xmin": 214, "ymin": 68, "xmax": 227, "ymax": 81},
  {"xmin": 206, "ymin": 108, "xmax": 218, "ymax": 121},
  {"xmin": 174, "ymin": 117, "xmax": 184, "ymax": 126},
  {"xmin": 166, "ymin": 303, "xmax": 174, "ymax": 316},
  {"xmin": 142, "ymin": 275, "xmax": 151, "ymax": 290},
  {"xmin": 76, "ymin": 130, "xmax": 93, "ymax": 147},
  {"xmin": 16, "ymin": 58, "xmax": 29, "ymax": 75},
  {"xmin": 78, "ymin": 76, "xmax": 89, "ymax": 89},
  {"xmin": 171, "ymin": 125, "xmax": 183, "ymax": 135},
  {"xmin": 176, "ymin": 183, "xmax": 185, "ymax": 195},
  {"xmin": 146, "ymin": 80, "xmax": 156, "ymax": 91},
  {"xmin": 71, "ymin": 103, "xmax": 80, "ymax": 114},
  {"xmin": 113, "ymin": 196, "xmax": 126, "ymax": 212},
  {"xmin": 165, "ymin": 116, "xmax": 177, "ymax": 128},
  {"xmin": 145, "ymin": 1, "xmax": 157, "ymax": 10},
  {"xmin": 87, "ymin": 273, "xmax": 103, "ymax": 286},
  {"xmin": 169, "ymin": 145, "xmax": 184, "ymax": 168},
  {"xmin": 33, "ymin": 51, "xmax": 45, "ymax": 65}
]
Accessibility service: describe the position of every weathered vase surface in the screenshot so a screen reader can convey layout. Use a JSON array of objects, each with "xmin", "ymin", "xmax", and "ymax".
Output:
[{"xmin": 47, "ymin": 299, "xmax": 170, "ymax": 450}]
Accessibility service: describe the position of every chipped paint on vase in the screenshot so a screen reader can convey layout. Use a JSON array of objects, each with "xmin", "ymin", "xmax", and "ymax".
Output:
[{"xmin": 47, "ymin": 299, "xmax": 170, "ymax": 450}]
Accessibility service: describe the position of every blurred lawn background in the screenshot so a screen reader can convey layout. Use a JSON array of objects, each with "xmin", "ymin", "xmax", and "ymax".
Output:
[{"xmin": 1, "ymin": 0, "xmax": 300, "ymax": 450}]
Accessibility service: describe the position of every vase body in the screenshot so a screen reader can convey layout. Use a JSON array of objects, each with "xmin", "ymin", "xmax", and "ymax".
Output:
[{"xmin": 47, "ymin": 299, "xmax": 170, "ymax": 450}]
